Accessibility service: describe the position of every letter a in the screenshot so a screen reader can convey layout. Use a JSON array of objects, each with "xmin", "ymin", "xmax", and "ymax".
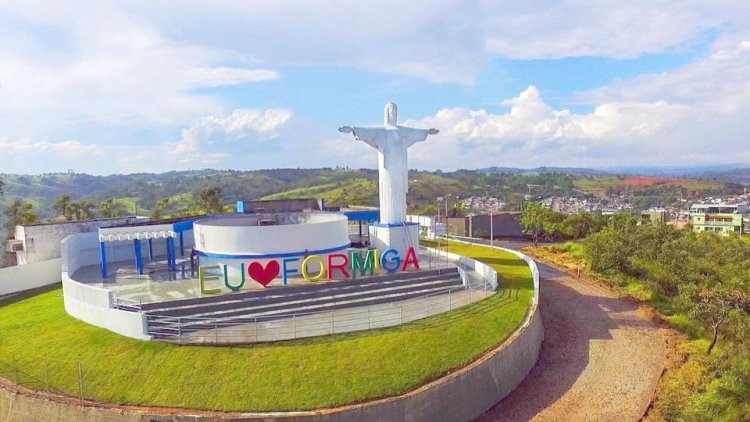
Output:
[{"xmin": 401, "ymin": 247, "xmax": 420, "ymax": 271}]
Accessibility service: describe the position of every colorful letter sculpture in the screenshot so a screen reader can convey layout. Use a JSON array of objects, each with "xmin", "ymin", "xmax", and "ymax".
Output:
[{"xmin": 198, "ymin": 247, "xmax": 420, "ymax": 294}]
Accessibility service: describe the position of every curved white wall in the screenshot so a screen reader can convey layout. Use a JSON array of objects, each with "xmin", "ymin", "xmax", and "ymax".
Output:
[
  {"xmin": 60, "ymin": 232, "xmax": 150, "ymax": 340},
  {"xmin": 193, "ymin": 212, "xmax": 350, "ymax": 257}
]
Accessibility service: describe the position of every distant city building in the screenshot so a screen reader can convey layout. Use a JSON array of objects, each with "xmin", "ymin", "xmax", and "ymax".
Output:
[
  {"xmin": 689, "ymin": 203, "xmax": 747, "ymax": 235},
  {"xmin": 641, "ymin": 208, "xmax": 667, "ymax": 225},
  {"xmin": 441, "ymin": 212, "xmax": 524, "ymax": 239}
]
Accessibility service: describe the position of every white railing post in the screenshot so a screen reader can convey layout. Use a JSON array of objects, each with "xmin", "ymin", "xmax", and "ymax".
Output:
[
  {"xmin": 293, "ymin": 314, "xmax": 297, "ymax": 338},
  {"xmin": 330, "ymin": 311, "xmax": 335, "ymax": 334},
  {"xmin": 177, "ymin": 317, "xmax": 182, "ymax": 342}
]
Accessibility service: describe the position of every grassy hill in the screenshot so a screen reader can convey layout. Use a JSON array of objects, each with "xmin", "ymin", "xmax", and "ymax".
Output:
[
  {"xmin": 261, "ymin": 178, "xmax": 378, "ymax": 207},
  {"xmin": 574, "ymin": 175, "xmax": 728, "ymax": 196},
  {"xmin": 0, "ymin": 168, "xmax": 743, "ymax": 233}
]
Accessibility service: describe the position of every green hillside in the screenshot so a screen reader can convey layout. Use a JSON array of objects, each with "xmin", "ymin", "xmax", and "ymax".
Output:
[
  {"xmin": 261, "ymin": 178, "xmax": 378, "ymax": 207},
  {"xmin": 0, "ymin": 169, "xmax": 743, "ymax": 234}
]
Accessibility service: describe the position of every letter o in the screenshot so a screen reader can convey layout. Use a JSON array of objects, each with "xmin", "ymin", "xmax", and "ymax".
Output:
[{"xmin": 301, "ymin": 255, "xmax": 326, "ymax": 282}]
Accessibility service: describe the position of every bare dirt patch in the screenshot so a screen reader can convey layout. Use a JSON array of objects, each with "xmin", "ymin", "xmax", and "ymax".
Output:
[{"xmin": 478, "ymin": 259, "xmax": 670, "ymax": 421}]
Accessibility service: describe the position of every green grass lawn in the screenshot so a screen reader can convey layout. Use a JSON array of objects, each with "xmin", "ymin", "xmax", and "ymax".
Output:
[{"xmin": 0, "ymin": 242, "xmax": 533, "ymax": 412}]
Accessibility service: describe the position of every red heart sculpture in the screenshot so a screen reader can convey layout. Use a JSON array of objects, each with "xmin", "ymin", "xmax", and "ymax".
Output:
[{"xmin": 247, "ymin": 261, "xmax": 280, "ymax": 287}]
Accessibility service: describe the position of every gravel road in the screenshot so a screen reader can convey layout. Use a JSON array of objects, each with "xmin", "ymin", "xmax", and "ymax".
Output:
[{"xmin": 477, "ymin": 261, "xmax": 666, "ymax": 421}]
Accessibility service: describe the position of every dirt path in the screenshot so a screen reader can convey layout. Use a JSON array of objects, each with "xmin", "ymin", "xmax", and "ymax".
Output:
[{"xmin": 478, "ymin": 262, "xmax": 666, "ymax": 422}]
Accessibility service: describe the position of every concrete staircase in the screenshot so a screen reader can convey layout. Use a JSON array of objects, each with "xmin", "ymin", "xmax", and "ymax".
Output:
[{"xmin": 145, "ymin": 268, "xmax": 462, "ymax": 338}]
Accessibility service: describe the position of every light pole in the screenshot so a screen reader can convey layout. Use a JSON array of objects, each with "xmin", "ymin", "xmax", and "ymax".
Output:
[
  {"xmin": 490, "ymin": 211, "xmax": 494, "ymax": 247},
  {"xmin": 444, "ymin": 193, "xmax": 453, "ymax": 218},
  {"xmin": 468, "ymin": 197, "xmax": 475, "ymax": 238},
  {"xmin": 436, "ymin": 196, "xmax": 443, "ymax": 239}
]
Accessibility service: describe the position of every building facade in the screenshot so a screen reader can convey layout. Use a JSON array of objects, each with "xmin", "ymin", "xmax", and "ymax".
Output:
[
  {"xmin": 689, "ymin": 203, "xmax": 747, "ymax": 235},
  {"xmin": 10, "ymin": 217, "xmax": 147, "ymax": 265},
  {"xmin": 641, "ymin": 208, "xmax": 667, "ymax": 225}
]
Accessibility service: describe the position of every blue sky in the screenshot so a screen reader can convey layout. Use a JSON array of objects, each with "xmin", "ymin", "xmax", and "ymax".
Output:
[{"xmin": 1, "ymin": 1, "xmax": 749, "ymax": 174}]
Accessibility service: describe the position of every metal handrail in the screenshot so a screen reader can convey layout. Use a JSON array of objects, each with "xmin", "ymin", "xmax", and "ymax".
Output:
[{"xmin": 112, "ymin": 296, "xmax": 142, "ymax": 311}]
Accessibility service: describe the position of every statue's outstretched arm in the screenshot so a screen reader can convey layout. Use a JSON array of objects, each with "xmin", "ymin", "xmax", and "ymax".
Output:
[
  {"xmin": 338, "ymin": 126, "xmax": 385, "ymax": 149},
  {"xmin": 397, "ymin": 126, "xmax": 439, "ymax": 148}
]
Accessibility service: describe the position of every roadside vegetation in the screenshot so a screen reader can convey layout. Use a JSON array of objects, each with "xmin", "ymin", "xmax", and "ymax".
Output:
[
  {"xmin": 0, "ymin": 242, "xmax": 533, "ymax": 412},
  {"xmin": 524, "ymin": 216, "xmax": 750, "ymax": 421}
]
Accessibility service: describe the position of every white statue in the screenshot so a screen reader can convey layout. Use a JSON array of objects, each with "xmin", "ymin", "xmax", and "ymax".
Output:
[{"xmin": 339, "ymin": 103, "xmax": 439, "ymax": 225}]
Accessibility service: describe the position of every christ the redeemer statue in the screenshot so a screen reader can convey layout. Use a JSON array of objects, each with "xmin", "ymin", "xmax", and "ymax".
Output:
[{"xmin": 339, "ymin": 103, "xmax": 439, "ymax": 225}]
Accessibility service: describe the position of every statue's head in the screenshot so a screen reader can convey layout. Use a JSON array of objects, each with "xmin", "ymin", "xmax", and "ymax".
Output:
[{"xmin": 384, "ymin": 102, "xmax": 398, "ymax": 126}]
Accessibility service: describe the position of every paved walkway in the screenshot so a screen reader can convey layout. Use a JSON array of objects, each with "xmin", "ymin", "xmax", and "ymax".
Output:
[{"xmin": 478, "ymin": 261, "xmax": 666, "ymax": 421}]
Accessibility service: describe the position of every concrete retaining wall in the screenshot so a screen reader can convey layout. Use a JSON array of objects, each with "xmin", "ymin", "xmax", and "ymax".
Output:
[
  {"xmin": 60, "ymin": 233, "xmax": 151, "ymax": 340},
  {"xmin": 61, "ymin": 274, "xmax": 150, "ymax": 340},
  {"xmin": 0, "ymin": 258, "xmax": 62, "ymax": 296}
]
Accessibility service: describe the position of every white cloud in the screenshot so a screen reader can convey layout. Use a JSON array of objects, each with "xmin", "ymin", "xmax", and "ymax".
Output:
[
  {"xmin": 181, "ymin": 67, "xmax": 280, "ymax": 88},
  {"xmin": 483, "ymin": 1, "xmax": 750, "ymax": 59},
  {"xmin": 127, "ymin": 0, "xmax": 485, "ymax": 85},
  {"xmin": 123, "ymin": 1, "xmax": 750, "ymax": 81},
  {"xmin": 384, "ymin": 29, "xmax": 750, "ymax": 169},
  {"xmin": 0, "ymin": 1, "xmax": 279, "ymax": 139},
  {"xmin": 173, "ymin": 108, "xmax": 293, "ymax": 164},
  {"xmin": 2, "ymin": 2, "xmax": 750, "ymax": 175}
]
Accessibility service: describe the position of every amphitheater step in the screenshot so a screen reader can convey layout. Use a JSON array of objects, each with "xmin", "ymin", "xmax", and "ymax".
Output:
[
  {"xmin": 146, "ymin": 268, "xmax": 464, "ymax": 338},
  {"xmin": 141, "ymin": 268, "xmax": 459, "ymax": 312},
  {"xmin": 146, "ymin": 270, "xmax": 461, "ymax": 318}
]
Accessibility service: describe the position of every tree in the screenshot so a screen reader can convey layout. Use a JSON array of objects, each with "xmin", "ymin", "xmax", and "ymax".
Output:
[
  {"xmin": 421, "ymin": 204, "xmax": 437, "ymax": 215},
  {"xmin": 520, "ymin": 202, "xmax": 559, "ymax": 246},
  {"xmin": 559, "ymin": 211, "xmax": 608, "ymax": 239},
  {"xmin": 3, "ymin": 199, "xmax": 37, "ymax": 238},
  {"xmin": 0, "ymin": 178, "xmax": 4, "ymax": 196},
  {"xmin": 151, "ymin": 198, "xmax": 170, "ymax": 220},
  {"xmin": 681, "ymin": 280, "xmax": 750, "ymax": 355},
  {"xmin": 68, "ymin": 201, "xmax": 95, "ymax": 220},
  {"xmin": 195, "ymin": 187, "xmax": 224, "ymax": 214},
  {"xmin": 98, "ymin": 198, "xmax": 120, "ymax": 218},
  {"xmin": 52, "ymin": 194, "xmax": 73, "ymax": 221}
]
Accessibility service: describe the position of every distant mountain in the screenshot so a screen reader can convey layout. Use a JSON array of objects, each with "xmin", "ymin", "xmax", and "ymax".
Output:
[
  {"xmin": 477, "ymin": 166, "xmax": 611, "ymax": 176},
  {"xmin": 477, "ymin": 163, "xmax": 750, "ymax": 180},
  {"xmin": 601, "ymin": 163, "xmax": 750, "ymax": 177}
]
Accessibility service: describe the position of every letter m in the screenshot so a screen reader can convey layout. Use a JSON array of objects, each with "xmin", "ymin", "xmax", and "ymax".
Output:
[{"xmin": 350, "ymin": 250, "xmax": 376, "ymax": 277}]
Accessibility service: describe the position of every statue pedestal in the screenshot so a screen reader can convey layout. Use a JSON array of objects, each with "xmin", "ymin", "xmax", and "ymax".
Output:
[{"xmin": 368, "ymin": 222, "xmax": 420, "ymax": 259}]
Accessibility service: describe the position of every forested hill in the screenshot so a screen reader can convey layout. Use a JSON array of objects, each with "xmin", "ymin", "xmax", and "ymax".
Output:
[
  {"xmin": 0, "ymin": 168, "xmax": 744, "ymax": 230},
  {"xmin": 0, "ymin": 169, "xmax": 380, "ymax": 221}
]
